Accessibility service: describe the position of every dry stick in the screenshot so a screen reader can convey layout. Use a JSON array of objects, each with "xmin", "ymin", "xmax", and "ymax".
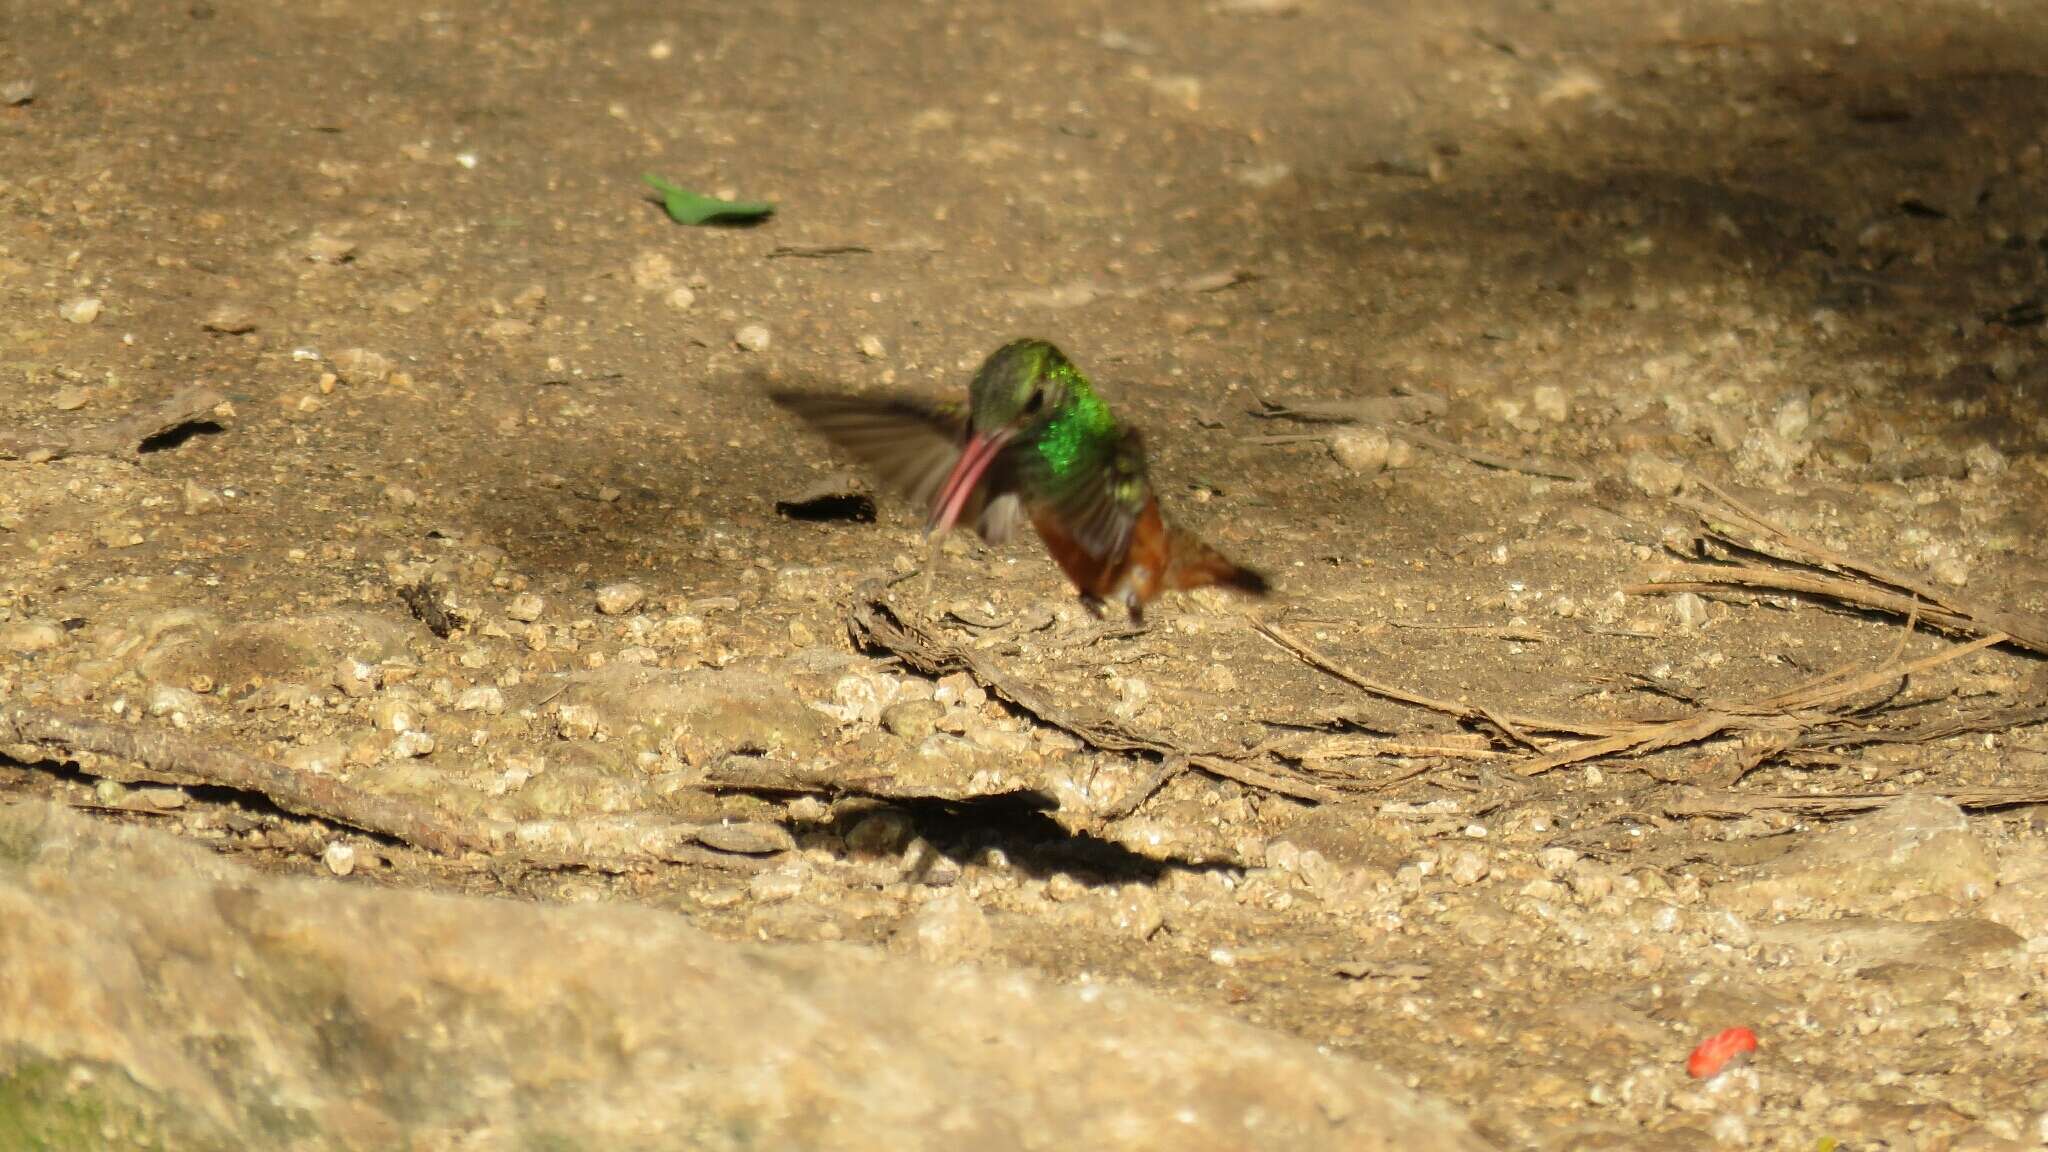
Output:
[
  {"xmin": 1, "ymin": 705, "xmax": 473, "ymax": 855},
  {"xmin": 1510, "ymin": 633, "xmax": 2011, "ymax": 777},
  {"xmin": 1256, "ymin": 394, "xmax": 1448, "ymax": 424},
  {"xmin": 1767, "ymin": 632, "xmax": 2005, "ymax": 713},
  {"xmin": 851, "ymin": 598, "xmax": 1334, "ymax": 803},
  {"xmin": 1751, "ymin": 595, "xmax": 1922, "ymax": 707},
  {"xmin": 1664, "ymin": 787, "xmax": 2048, "ymax": 819},
  {"xmin": 1679, "ymin": 477, "xmax": 2048, "ymax": 654},
  {"xmin": 1887, "ymin": 596, "xmax": 1923, "ymax": 668},
  {"xmin": 1799, "ymin": 700, "xmax": 2048, "ymax": 751},
  {"xmin": 1630, "ymin": 566, "xmax": 1982, "ymax": 644},
  {"xmin": 1252, "ymin": 619, "xmax": 1620, "ymax": 746}
]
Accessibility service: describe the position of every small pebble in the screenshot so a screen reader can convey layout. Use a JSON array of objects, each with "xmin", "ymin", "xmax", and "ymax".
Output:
[
  {"xmin": 555, "ymin": 704, "xmax": 602, "ymax": 740},
  {"xmin": 898, "ymin": 891, "xmax": 992, "ymax": 964},
  {"xmin": 1624, "ymin": 452, "xmax": 1685, "ymax": 498},
  {"xmin": 748, "ymin": 866, "xmax": 804, "ymax": 903},
  {"xmin": 369, "ymin": 698, "xmax": 418, "ymax": 733},
  {"xmin": 333, "ymin": 347, "xmax": 392, "ymax": 384},
  {"xmin": 332, "ymin": 659, "xmax": 380, "ymax": 698},
  {"xmin": 630, "ymin": 251, "xmax": 675, "ymax": 290},
  {"xmin": 734, "ymin": 324, "xmax": 771, "ymax": 352},
  {"xmin": 182, "ymin": 481, "xmax": 222, "ymax": 515},
  {"xmin": 1330, "ymin": 428, "xmax": 1393, "ymax": 474},
  {"xmin": 881, "ymin": 698, "xmax": 944, "ymax": 741},
  {"xmin": 455, "ymin": 686, "xmax": 506, "ymax": 714},
  {"xmin": 144, "ymin": 683, "xmax": 202, "ymax": 724},
  {"xmin": 595, "ymin": 582, "xmax": 646, "ymax": 615},
  {"xmin": 845, "ymin": 811, "xmax": 916, "ymax": 857},
  {"xmin": 1671, "ymin": 591, "xmax": 1708, "ymax": 630},
  {"xmin": 1, "ymin": 79, "xmax": 32, "ymax": 106},
  {"xmin": 1964, "ymin": 443, "xmax": 2007, "ymax": 481},
  {"xmin": 388, "ymin": 730, "xmax": 436, "ymax": 759},
  {"xmin": 506, "ymin": 592, "xmax": 547, "ymax": 622},
  {"xmin": 696, "ymin": 822, "xmax": 795, "ymax": 856},
  {"xmin": 304, "ymin": 234, "xmax": 356, "ymax": 264},
  {"xmin": 964, "ymin": 722, "xmax": 1033, "ymax": 755},
  {"xmin": 1446, "ymin": 849, "xmax": 1491, "ymax": 886},
  {"xmin": 59, "ymin": 297, "xmax": 103, "ymax": 325},
  {"xmin": 322, "ymin": 842, "xmax": 357, "ymax": 877},
  {"xmin": 1044, "ymin": 872, "xmax": 1087, "ymax": 902},
  {"xmin": 202, "ymin": 304, "xmax": 257, "ymax": 334},
  {"xmin": 1112, "ymin": 885, "xmax": 1166, "ymax": 941},
  {"xmin": 666, "ymin": 285, "xmax": 697, "ymax": 310},
  {"xmin": 0, "ymin": 620, "xmax": 64, "ymax": 654},
  {"xmin": 857, "ymin": 334, "xmax": 886, "ymax": 359},
  {"xmin": 909, "ymin": 840, "xmax": 962, "ymax": 887},
  {"xmin": 52, "ymin": 385, "xmax": 89, "ymax": 411}
]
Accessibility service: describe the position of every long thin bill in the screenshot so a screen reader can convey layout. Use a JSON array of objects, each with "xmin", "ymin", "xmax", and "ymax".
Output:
[{"xmin": 925, "ymin": 428, "xmax": 1013, "ymax": 538}]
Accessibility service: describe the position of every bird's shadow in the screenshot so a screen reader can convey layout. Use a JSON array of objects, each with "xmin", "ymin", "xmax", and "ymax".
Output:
[{"xmin": 747, "ymin": 785, "xmax": 1235, "ymax": 885}]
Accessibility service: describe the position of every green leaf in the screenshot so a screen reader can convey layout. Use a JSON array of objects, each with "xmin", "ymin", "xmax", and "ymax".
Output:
[{"xmin": 641, "ymin": 174, "xmax": 775, "ymax": 225}]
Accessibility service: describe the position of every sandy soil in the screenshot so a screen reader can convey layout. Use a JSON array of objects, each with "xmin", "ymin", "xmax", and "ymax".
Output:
[{"xmin": 3, "ymin": 0, "xmax": 2047, "ymax": 1147}]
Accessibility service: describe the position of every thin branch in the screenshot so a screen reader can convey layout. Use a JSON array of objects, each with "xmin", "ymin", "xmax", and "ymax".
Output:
[
  {"xmin": 1251, "ymin": 620, "xmax": 1619, "ymax": 745},
  {"xmin": 850, "ymin": 597, "xmax": 1335, "ymax": 803},
  {"xmin": 1674, "ymin": 476, "xmax": 2048, "ymax": 654},
  {"xmin": 1664, "ymin": 787, "xmax": 2048, "ymax": 819},
  {"xmin": 1509, "ymin": 633, "xmax": 2010, "ymax": 776}
]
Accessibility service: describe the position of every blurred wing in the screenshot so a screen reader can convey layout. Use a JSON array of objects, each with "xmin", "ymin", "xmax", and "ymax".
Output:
[
  {"xmin": 771, "ymin": 391, "xmax": 966, "ymax": 510},
  {"xmin": 1017, "ymin": 425, "xmax": 1150, "ymax": 564},
  {"xmin": 772, "ymin": 390, "xmax": 1022, "ymax": 544}
]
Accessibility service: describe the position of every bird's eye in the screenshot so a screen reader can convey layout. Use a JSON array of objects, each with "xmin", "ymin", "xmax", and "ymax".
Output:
[{"xmin": 1021, "ymin": 389, "xmax": 1044, "ymax": 415}]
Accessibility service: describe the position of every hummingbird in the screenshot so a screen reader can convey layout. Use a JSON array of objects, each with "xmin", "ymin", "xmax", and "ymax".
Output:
[{"xmin": 771, "ymin": 339, "xmax": 1269, "ymax": 622}]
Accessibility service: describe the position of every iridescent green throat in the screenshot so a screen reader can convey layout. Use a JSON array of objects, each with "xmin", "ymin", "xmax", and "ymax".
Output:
[{"xmin": 1033, "ymin": 362, "xmax": 1116, "ymax": 478}]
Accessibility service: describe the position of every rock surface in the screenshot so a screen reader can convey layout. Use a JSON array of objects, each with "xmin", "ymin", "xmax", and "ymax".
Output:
[
  {"xmin": 0, "ymin": 802, "xmax": 1487, "ymax": 1152},
  {"xmin": 1708, "ymin": 795, "xmax": 1997, "ymax": 918}
]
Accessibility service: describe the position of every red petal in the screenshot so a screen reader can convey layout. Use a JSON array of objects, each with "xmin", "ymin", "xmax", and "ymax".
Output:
[{"xmin": 1686, "ymin": 1027, "xmax": 1759, "ymax": 1079}]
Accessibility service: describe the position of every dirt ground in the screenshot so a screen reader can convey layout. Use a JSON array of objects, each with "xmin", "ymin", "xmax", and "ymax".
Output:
[{"xmin": 4, "ymin": 0, "xmax": 2048, "ymax": 1147}]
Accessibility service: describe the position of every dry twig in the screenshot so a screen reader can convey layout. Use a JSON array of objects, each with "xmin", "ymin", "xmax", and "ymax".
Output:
[
  {"xmin": 1509, "ymin": 633, "xmax": 2009, "ymax": 776},
  {"xmin": 1664, "ymin": 787, "xmax": 2048, "ymax": 819},
  {"xmin": 1252, "ymin": 620, "xmax": 1618, "ymax": 747},
  {"xmin": 850, "ymin": 596, "xmax": 1334, "ymax": 803},
  {"xmin": 1644, "ymin": 476, "xmax": 2048, "ymax": 655}
]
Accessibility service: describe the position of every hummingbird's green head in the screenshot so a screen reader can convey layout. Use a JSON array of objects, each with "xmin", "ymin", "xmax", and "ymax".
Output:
[{"xmin": 967, "ymin": 339, "xmax": 1080, "ymax": 434}]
